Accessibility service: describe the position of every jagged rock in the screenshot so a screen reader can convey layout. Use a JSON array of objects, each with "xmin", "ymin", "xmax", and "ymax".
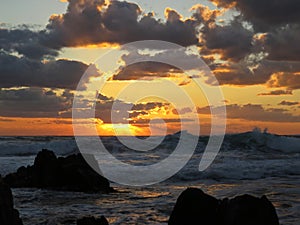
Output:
[
  {"xmin": 77, "ymin": 216, "xmax": 109, "ymax": 225},
  {"xmin": 220, "ymin": 194, "xmax": 279, "ymax": 225},
  {"xmin": 168, "ymin": 188, "xmax": 219, "ymax": 225},
  {"xmin": 0, "ymin": 178, "xmax": 23, "ymax": 225},
  {"xmin": 4, "ymin": 149, "xmax": 113, "ymax": 193},
  {"xmin": 168, "ymin": 188, "xmax": 279, "ymax": 225}
]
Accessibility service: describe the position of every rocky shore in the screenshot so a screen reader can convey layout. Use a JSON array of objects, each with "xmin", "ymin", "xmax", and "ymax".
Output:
[
  {"xmin": 3, "ymin": 149, "xmax": 113, "ymax": 193},
  {"xmin": 0, "ymin": 178, "xmax": 23, "ymax": 225},
  {"xmin": 169, "ymin": 188, "xmax": 279, "ymax": 225},
  {"xmin": 0, "ymin": 150, "xmax": 281, "ymax": 225}
]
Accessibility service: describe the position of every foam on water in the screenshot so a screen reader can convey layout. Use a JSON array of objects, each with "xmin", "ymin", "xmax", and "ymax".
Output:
[{"xmin": 0, "ymin": 136, "xmax": 77, "ymax": 156}]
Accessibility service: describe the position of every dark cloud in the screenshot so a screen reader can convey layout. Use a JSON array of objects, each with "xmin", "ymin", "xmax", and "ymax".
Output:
[
  {"xmin": 195, "ymin": 0, "xmax": 300, "ymax": 88},
  {"xmin": 132, "ymin": 102, "xmax": 168, "ymax": 111},
  {"xmin": 210, "ymin": 0, "xmax": 300, "ymax": 31},
  {"xmin": 258, "ymin": 89, "xmax": 293, "ymax": 96},
  {"xmin": 112, "ymin": 62, "xmax": 180, "ymax": 81},
  {"xmin": 70, "ymin": 92, "xmax": 171, "ymax": 123},
  {"xmin": 198, "ymin": 103, "xmax": 300, "ymax": 122},
  {"xmin": 40, "ymin": 0, "xmax": 201, "ymax": 48},
  {"xmin": 129, "ymin": 102, "xmax": 171, "ymax": 122},
  {"xmin": 93, "ymin": 100, "xmax": 170, "ymax": 124},
  {"xmin": 112, "ymin": 48, "xmax": 206, "ymax": 81},
  {"xmin": 172, "ymin": 107, "xmax": 193, "ymax": 115},
  {"xmin": 0, "ymin": 52, "xmax": 96, "ymax": 89},
  {"xmin": 201, "ymin": 19, "xmax": 253, "ymax": 62},
  {"xmin": 130, "ymin": 118, "xmax": 193, "ymax": 125},
  {"xmin": 262, "ymin": 25, "xmax": 300, "ymax": 61},
  {"xmin": 200, "ymin": 0, "xmax": 300, "ymax": 89},
  {"xmin": 1, "ymin": 0, "xmax": 205, "ymax": 62},
  {"xmin": 196, "ymin": 106, "xmax": 211, "ymax": 115},
  {"xmin": 1, "ymin": 0, "xmax": 300, "ymax": 91},
  {"xmin": 0, "ymin": 88, "xmax": 72, "ymax": 117},
  {"xmin": 211, "ymin": 60, "xmax": 300, "ymax": 86},
  {"xmin": 211, "ymin": 60, "xmax": 270, "ymax": 85},
  {"xmin": 0, "ymin": 86, "xmax": 169, "ymax": 120},
  {"xmin": 278, "ymin": 100, "xmax": 299, "ymax": 106},
  {"xmin": 129, "ymin": 110, "xmax": 148, "ymax": 119},
  {"xmin": 0, "ymin": 28, "xmax": 58, "ymax": 60}
]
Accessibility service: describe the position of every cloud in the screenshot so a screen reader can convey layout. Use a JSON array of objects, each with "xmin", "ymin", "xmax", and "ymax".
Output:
[
  {"xmin": 267, "ymin": 72, "xmax": 300, "ymax": 90},
  {"xmin": 261, "ymin": 24, "xmax": 300, "ymax": 61},
  {"xmin": 94, "ymin": 100, "xmax": 170, "ymax": 124},
  {"xmin": 172, "ymin": 107, "xmax": 193, "ymax": 115},
  {"xmin": 67, "ymin": 91, "xmax": 171, "ymax": 123},
  {"xmin": 278, "ymin": 100, "xmax": 299, "ymax": 106},
  {"xmin": 0, "ymin": 28, "xmax": 58, "ymax": 60},
  {"xmin": 209, "ymin": 0, "xmax": 300, "ymax": 31},
  {"xmin": 200, "ymin": 0, "xmax": 300, "ymax": 89},
  {"xmin": 211, "ymin": 60, "xmax": 271, "ymax": 85},
  {"xmin": 40, "ymin": 0, "xmax": 202, "ymax": 48},
  {"xmin": 0, "ymin": 52, "xmax": 97, "ymax": 89},
  {"xmin": 210, "ymin": 59, "xmax": 300, "ymax": 87},
  {"xmin": 1, "ymin": 1, "xmax": 207, "ymax": 63},
  {"xmin": 0, "ymin": 88, "xmax": 73, "ymax": 117},
  {"xmin": 194, "ymin": 0, "xmax": 300, "ymax": 88},
  {"xmin": 1, "ymin": 0, "xmax": 300, "ymax": 91},
  {"xmin": 112, "ymin": 62, "xmax": 180, "ymax": 80},
  {"xmin": 198, "ymin": 103, "xmax": 300, "ymax": 122},
  {"xmin": 201, "ymin": 19, "xmax": 253, "ymax": 62},
  {"xmin": 191, "ymin": 4, "xmax": 222, "ymax": 26},
  {"xmin": 0, "ymin": 86, "xmax": 170, "ymax": 121},
  {"xmin": 131, "ymin": 102, "xmax": 168, "ymax": 111},
  {"xmin": 130, "ymin": 118, "xmax": 193, "ymax": 125},
  {"xmin": 112, "ymin": 47, "xmax": 207, "ymax": 81},
  {"xmin": 258, "ymin": 89, "xmax": 293, "ymax": 96}
]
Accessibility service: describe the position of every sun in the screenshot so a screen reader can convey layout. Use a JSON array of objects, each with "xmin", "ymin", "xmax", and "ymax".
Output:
[{"xmin": 97, "ymin": 123, "xmax": 146, "ymax": 136}]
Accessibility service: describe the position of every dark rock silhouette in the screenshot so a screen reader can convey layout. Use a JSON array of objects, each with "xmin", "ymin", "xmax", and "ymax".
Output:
[
  {"xmin": 0, "ymin": 178, "xmax": 23, "ymax": 225},
  {"xmin": 77, "ymin": 216, "xmax": 109, "ymax": 225},
  {"xmin": 220, "ymin": 194, "xmax": 279, "ymax": 225},
  {"xmin": 168, "ymin": 188, "xmax": 279, "ymax": 225},
  {"xmin": 169, "ymin": 188, "xmax": 219, "ymax": 225},
  {"xmin": 4, "ymin": 149, "xmax": 113, "ymax": 193}
]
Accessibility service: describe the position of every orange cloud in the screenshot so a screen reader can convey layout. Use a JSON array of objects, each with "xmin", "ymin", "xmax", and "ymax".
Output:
[
  {"xmin": 209, "ymin": 0, "xmax": 237, "ymax": 8},
  {"xmin": 267, "ymin": 72, "xmax": 300, "ymax": 90},
  {"xmin": 190, "ymin": 4, "xmax": 222, "ymax": 24},
  {"xmin": 164, "ymin": 8, "xmax": 183, "ymax": 22}
]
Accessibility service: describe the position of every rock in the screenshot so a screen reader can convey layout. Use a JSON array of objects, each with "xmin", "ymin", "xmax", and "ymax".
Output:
[
  {"xmin": 0, "ymin": 178, "xmax": 23, "ymax": 225},
  {"xmin": 169, "ymin": 188, "xmax": 279, "ymax": 225},
  {"xmin": 77, "ymin": 216, "xmax": 109, "ymax": 225},
  {"xmin": 4, "ymin": 149, "xmax": 113, "ymax": 193},
  {"xmin": 169, "ymin": 188, "xmax": 220, "ymax": 225},
  {"xmin": 220, "ymin": 194, "xmax": 279, "ymax": 225}
]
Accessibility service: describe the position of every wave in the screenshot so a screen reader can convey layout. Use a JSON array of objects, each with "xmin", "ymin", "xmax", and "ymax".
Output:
[
  {"xmin": 0, "ymin": 130, "xmax": 299, "ymax": 182},
  {"xmin": 172, "ymin": 152, "xmax": 300, "ymax": 182},
  {"xmin": 0, "ymin": 129, "xmax": 299, "ymax": 157},
  {"xmin": 0, "ymin": 136, "xmax": 77, "ymax": 156},
  {"xmin": 224, "ymin": 128, "xmax": 300, "ymax": 153}
]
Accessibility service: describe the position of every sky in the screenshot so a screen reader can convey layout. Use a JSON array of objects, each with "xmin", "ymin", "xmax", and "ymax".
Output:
[{"xmin": 0, "ymin": 0, "xmax": 300, "ymax": 136}]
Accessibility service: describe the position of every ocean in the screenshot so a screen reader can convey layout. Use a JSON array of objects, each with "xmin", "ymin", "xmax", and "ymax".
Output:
[{"xmin": 0, "ymin": 130, "xmax": 299, "ymax": 225}]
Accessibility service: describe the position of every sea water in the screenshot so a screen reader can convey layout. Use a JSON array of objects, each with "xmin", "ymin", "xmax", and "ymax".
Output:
[{"xmin": 0, "ymin": 130, "xmax": 299, "ymax": 225}]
